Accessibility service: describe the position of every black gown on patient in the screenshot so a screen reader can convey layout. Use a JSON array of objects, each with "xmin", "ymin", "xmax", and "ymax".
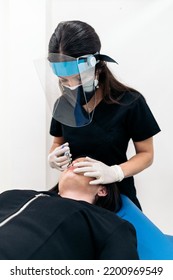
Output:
[{"xmin": 0, "ymin": 189, "xmax": 138, "ymax": 260}]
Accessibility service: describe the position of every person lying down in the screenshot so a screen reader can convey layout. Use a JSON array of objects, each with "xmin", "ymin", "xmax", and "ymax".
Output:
[{"xmin": 0, "ymin": 157, "xmax": 139, "ymax": 260}]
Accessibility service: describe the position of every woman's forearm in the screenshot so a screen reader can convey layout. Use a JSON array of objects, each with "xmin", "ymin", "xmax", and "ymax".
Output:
[
  {"xmin": 49, "ymin": 136, "xmax": 65, "ymax": 153},
  {"xmin": 119, "ymin": 151, "xmax": 153, "ymax": 178},
  {"xmin": 119, "ymin": 137, "xmax": 154, "ymax": 178}
]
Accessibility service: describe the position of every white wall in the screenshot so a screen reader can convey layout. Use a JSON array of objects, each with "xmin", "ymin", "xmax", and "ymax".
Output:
[
  {"xmin": 0, "ymin": 0, "xmax": 173, "ymax": 234},
  {"xmin": 0, "ymin": 0, "xmax": 47, "ymax": 191},
  {"xmin": 0, "ymin": 0, "xmax": 9, "ymax": 187}
]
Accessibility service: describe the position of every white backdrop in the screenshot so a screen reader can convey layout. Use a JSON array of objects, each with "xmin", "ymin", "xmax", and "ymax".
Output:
[
  {"xmin": 0, "ymin": 0, "xmax": 47, "ymax": 190},
  {"xmin": 0, "ymin": 0, "xmax": 173, "ymax": 234}
]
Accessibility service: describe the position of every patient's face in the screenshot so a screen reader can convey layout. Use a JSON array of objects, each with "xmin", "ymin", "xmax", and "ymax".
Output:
[
  {"xmin": 58, "ymin": 157, "xmax": 105, "ymax": 199},
  {"xmin": 59, "ymin": 157, "xmax": 92, "ymax": 187}
]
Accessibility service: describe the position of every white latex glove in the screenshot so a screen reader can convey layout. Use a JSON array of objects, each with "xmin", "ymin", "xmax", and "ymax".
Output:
[
  {"xmin": 73, "ymin": 157, "xmax": 124, "ymax": 185},
  {"xmin": 48, "ymin": 142, "xmax": 72, "ymax": 171}
]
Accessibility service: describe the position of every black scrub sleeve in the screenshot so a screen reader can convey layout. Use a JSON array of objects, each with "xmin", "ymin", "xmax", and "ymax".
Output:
[
  {"xmin": 49, "ymin": 117, "xmax": 62, "ymax": 137},
  {"xmin": 98, "ymin": 221, "xmax": 139, "ymax": 260},
  {"xmin": 126, "ymin": 95, "xmax": 161, "ymax": 142}
]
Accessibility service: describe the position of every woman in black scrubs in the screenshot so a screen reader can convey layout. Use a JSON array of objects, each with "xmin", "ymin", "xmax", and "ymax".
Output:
[{"xmin": 47, "ymin": 20, "xmax": 161, "ymax": 209}]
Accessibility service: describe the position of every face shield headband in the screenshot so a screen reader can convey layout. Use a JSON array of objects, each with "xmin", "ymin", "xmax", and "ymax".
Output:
[{"xmin": 48, "ymin": 53, "xmax": 118, "ymax": 77}]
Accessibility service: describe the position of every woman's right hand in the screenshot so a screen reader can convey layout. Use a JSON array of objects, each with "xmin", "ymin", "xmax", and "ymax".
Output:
[{"xmin": 48, "ymin": 142, "xmax": 72, "ymax": 171}]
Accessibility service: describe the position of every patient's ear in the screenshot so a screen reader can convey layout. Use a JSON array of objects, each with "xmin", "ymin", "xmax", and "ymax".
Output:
[{"xmin": 97, "ymin": 186, "xmax": 108, "ymax": 197}]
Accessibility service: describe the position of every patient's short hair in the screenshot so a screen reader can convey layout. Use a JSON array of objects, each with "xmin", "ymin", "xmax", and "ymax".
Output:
[{"xmin": 95, "ymin": 182, "xmax": 121, "ymax": 212}]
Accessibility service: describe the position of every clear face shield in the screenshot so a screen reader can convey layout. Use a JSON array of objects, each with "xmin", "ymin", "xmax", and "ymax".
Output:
[
  {"xmin": 35, "ymin": 53, "xmax": 117, "ymax": 127},
  {"xmin": 50, "ymin": 53, "xmax": 99, "ymax": 127}
]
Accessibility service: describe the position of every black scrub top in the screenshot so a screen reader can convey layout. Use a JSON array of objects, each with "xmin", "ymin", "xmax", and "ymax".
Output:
[{"xmin": 50, "ymin": 92, "xmax": 161, "ymax": 208}]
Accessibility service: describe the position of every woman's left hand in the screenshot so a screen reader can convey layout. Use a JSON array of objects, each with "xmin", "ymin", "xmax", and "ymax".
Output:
[{"xmin": 73, "ymin": 157, "xmax": 124, "ymax": 185}]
